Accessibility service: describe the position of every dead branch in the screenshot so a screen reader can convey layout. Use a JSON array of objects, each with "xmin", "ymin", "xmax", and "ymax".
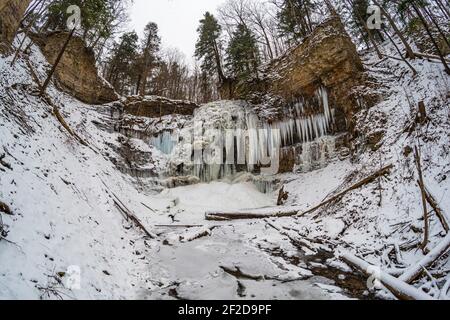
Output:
[
  {"xmin": 399, "ymin": 233, "xmax": 450, "ymax": 284},
  {"xmin": 141, "ymin": 202, "xmax": 156, "ymax": 213},
  {"xmin": 220, "ymin": 266, "xmax": 264, "ymax": 281},
  {"xmin": 205, "ymin": 165, "xmax": 393, "ymax": 221},
  {"xmin": 156, "ymin": 224, "xmax": 223, "ymax": 229},
  {"xmin": 101, "ymin": 180, "xmax": 156, "ymax": 239},
  {"xmin": 265, "ymin": 221, "xmax": 317, "ymax": 253},
  {"xmin": 339, "ymin": 250, "xmax": 434, "ymax": 300},
  {"xmin": 413, "ymin": 51, "xmax": 450, "ymax": 63},
  {"xmin": 298, "ymin": 164, "xmax": 394, "ymax": 218},
  {"xmin": 424, "ymin": 187, "xmax": 449, "ymax": 233},
  {"xmin": 414, "ymin": 146, "xmax": 429, "ymax": 252},
  {"xmin": 179, "ymin": 228, "xmax": 212, "ymax": 243}
]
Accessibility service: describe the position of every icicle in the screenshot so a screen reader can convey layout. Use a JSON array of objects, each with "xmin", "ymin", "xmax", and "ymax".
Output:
[{"xmin": 150, "ymin": 131, "xmax": 178, "ymax": 155}]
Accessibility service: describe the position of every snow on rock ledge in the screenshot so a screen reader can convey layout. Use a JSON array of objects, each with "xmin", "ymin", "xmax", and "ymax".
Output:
[{"xmin": 124, "ymin": 95, "xmax": 199, "ymax": 118}]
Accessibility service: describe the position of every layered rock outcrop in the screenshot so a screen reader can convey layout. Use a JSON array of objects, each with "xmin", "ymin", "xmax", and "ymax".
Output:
[
  {"xmin": 124, "ymin": 96, "xmax": 199, "ymax": 118},
  {"xmin": 32, "ymin": 32, "xmax": 119, "ymax": 104},
  {"xmin": 225, "ymin": 15, "xmax": 365, "ymax": 132},
  {"xmin": 0, "ymin": 0, "xmax": 31, "ymax": 51}
]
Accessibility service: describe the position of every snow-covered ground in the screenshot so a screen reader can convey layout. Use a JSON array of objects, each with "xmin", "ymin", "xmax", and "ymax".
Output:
[{"xmin": 0, "ymin": 36, "xmax": 449, "ymax": 300}]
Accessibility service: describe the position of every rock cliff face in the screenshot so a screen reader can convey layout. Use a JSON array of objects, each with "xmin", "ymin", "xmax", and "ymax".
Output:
[
  {"xmin": 0, "ymin": 0, "xmax": 31, "ymax": 51},
  {"xmin": 224, "ymin": 16, "xmax": 365, "ymax": 133},
  {"xmin": 124, "ymin": 96, "xmax": 199, "ymax": 118},
  {"xmin": 264, "ymin": 16, "xmax": 364, "ymax": 102},
  {"xmin": 33, "ymin": 32, "xmax": 119, "ymax": 105}
]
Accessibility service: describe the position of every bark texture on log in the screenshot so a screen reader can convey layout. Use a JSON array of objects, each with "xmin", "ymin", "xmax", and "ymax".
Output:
[
  {"xmin": 340, "ymin": 250, "xmax": 434, "ymax": 300},
  {"xmin": 399, "ymin": 233, "xmax": 450, "ymax": 284}
]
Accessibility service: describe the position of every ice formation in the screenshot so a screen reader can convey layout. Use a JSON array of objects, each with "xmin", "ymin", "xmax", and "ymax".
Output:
[{"xmin": 149, "ymin": 87, "xmax": 337, "ymax": 185}]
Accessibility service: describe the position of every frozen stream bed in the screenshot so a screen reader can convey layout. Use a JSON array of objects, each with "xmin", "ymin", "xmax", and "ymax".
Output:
[{"xmin": 133, "ymin": 163, "xmax": 366, "ymax": 300}]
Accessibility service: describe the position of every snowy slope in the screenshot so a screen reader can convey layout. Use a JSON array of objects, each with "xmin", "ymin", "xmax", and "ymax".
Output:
[{"xmin": 1, "ymin": 35, "xmax": 449, "ymax": 300}]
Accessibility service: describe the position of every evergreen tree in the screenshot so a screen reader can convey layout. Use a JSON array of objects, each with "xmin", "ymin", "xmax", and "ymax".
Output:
[
  {"xmin": 137, "ymin": 22, "xmax": 161, "ymax": 95},
  {"xmin": 277, "ymin": 0, "xmax": 315, "ymax": 43},
  {"xmin": 195, "ymin": 12, "xmax": 225, "ymax": 82},
  {"xmin": 226, "ymin": 23, "xmax": 260, "ymax": 81},
  {"xmin": 45, "ymin": 0, "xmax": 129, "ymax": 52},
  {"xmin": 107, "ymin": 31, "xmax": 139, "ymax": 95}
]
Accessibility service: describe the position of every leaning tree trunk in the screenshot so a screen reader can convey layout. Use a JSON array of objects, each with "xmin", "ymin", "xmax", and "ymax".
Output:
[
  {"xmin": 383, "ymin": 29, "xmax": 417, "ymax": 75},
  {"xmin": 422, "ymin": 5, "xmax": 450, "ymax": 50},
  {"xmin": 41, "ymin": 28, "xmax": 76, "ymax": 94},
  {"xmin": 411, "ymin": 2, "xmax": 450, "ymax": 74},
  {"xmin": 373, "ymin": 0, "xmax": 416, "ymax": 59}
]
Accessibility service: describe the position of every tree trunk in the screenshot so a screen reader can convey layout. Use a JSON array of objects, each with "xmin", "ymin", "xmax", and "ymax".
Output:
[
  {"xmin": 415, "ymin": 146, "xmax": 429, "ymax": 252},
  {"xmin": 422, "ymin": 5, "xmax": 450, "ymax": 50},
  {"xmin": 373, "ymin": 0, "xmax": 416, "ymax": 59},
  {"xmin": 383, "ymin": 29, "xmax": 417, "ymax": 75},
  {"xmin": 399, "ymin": 233, "xmax": 450, "ymax": 284},
  {"xmin": 411, "ymin": 3, "xmax": 450, "ymax": 74},
  {"xmin": 41, "ymin": 28, "xmax": 76, "ymax": 94}
]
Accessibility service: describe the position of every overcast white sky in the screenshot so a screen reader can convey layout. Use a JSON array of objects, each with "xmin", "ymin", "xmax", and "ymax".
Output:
[{"xmin": 128, "ymin": 0, "xmax": 226, "ymax": 63}]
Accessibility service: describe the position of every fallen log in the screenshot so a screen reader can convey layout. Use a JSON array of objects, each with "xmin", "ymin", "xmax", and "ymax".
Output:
[
  {"xmin": 413, "ymin": 51, "xmax": 450, "ymax": 63},
  {"xmin": 399, "ymin": 233, "xmax": 450, "ymax": 284},
  {"xmin": 339, "ymin": 250, "xmax": 434, "ymax": 300},
  {"xmin": 205, "ymin": 165, "xmax": 393, "ymax": 221},
  {"xmin": 205, "ymin": 207, "xmax": 301, "ymax": 221}
]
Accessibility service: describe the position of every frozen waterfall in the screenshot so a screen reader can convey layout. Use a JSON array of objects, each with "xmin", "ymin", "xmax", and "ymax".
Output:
[{"xmin": 149, "ymin": 87, "xmax": 338, "ymax": 185}]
